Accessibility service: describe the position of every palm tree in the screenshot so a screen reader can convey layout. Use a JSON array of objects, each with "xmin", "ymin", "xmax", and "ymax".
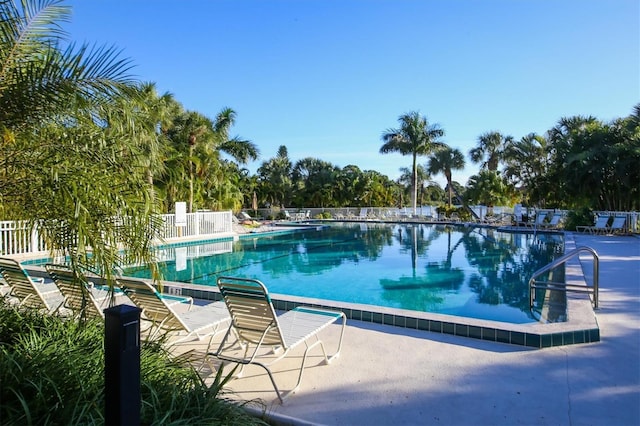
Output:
[
  {"xmin": 380, "ymin": 112, "xmax": 445, "ymax": 213},
  {"xmin": 184, "ymin": 112, "xmax": 214, "ymax": 212},
  {"xmin": 162, "ymin": 107, "xmax": 258, "ymax": 212},
  {"xmin": 427, "ymin": 146, "xmax": 466, "ymax": 207},
  {"xmin": 292, "ymin": 158, "xmax": 339, "ymax": 207},
  {"xmin": 397, "ymin": 165, "xmax": 432, "ymax": 208},
  {"xmin": 469, "ymin": 131, "xmax": 513, "ymax": 172},
  {"xmin": 545, "ymin": 113, "xmax": 640, "ymax": 210},
  {"xmin": 257, "ymin": 145, "xmax": 293, "ymax": 208},
  {"xmin": 334, "ymin": 164, "xmax": 362, "ymax": 207},
  {"xmin": 0, "ymin": 0, "xmax": 133, "ymax": 131},
  {"xmin": 465, "ymin": 170, "xmax": 514, "ymax": 210},
  {"xmin": 102, "ymin": 82, "xmax": 177, "ymax": 206},
  {"xmin": 214, "ymin": 107, "xmax": 259, "ymax": 164},
  {"xmin": 0, "ymin": 0, "xmax": 160, "ymax": 291},
  {"xmin": 502, "ymin": 133, "xmax": 550, "ymax": 205}
]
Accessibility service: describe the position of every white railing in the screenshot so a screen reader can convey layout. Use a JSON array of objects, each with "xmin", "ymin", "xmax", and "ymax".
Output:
[
  {"xmin": 0, "ymin": 211, "xmax": 233, "ymax": 257},
  {"xmin": 159, "ymin": 211, "xmax": 233, "ymax": 240},
  {"xmin": 0, "ymin": 221, "xmax": 47, "ymax": 256}
]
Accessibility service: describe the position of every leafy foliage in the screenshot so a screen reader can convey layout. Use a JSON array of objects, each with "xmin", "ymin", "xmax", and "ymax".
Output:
[
  {"xmin": 380, "ymin": 112, "xmax": 446, "ymax": 210},
  {"xmin": 563, "ymin": 207, "xmax": 595, "ymax": 231},
  {"xmin": 0, "ymin": 299, "xmax": 265, "ymax": 425},
  {"xmin": 465, "ymin": 170, "xmax": 515, "ymax": 207}
]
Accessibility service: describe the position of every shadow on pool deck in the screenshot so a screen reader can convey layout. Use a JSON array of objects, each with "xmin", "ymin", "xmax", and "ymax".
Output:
[{"xmin": 175, "ymin": 233, "xmax": 640, "ymax": 426}]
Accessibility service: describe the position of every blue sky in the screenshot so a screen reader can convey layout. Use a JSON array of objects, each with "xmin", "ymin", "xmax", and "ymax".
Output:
[{"xmin": 65, "ymin": 0, "xmax": 639, "ymax": 186}]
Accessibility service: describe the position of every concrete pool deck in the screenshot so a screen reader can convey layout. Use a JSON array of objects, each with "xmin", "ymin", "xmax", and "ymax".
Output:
[{"xmin": 181, "ymin": 233, "xmax": 640, "ymax": 426}]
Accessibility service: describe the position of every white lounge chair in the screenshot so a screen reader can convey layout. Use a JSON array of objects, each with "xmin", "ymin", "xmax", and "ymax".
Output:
[
  {"xmin": 117, "ymin": 277, "xmax": 230, "ymax": 343},
  {"xmin": 211, "ymin": 276, "xmax": 346, "ymax": 403},
  {"xmin": 45, "ymin": 263, "xmax": 109, "ymax": 319},
  {"xmin": 44, "ymin": 263, "xmax": 138, "ymax": 320},
  {"xmin": 576, "ymin": 216, "xmax": 610, "ymax": 234},
  {"xmin": 529, "ymin": 212, "xmax": 549, "ymax": 228},
  {"xmin": 608, "ymin": 216, "xmax": 627, "ymax": 235},
  {"xmin": 539, "ymin": 213, "xmax": 563, "ymax": 230},
  {"xmin": 0, "ymin": 257, "xmax": 64, "ymax": 312}
]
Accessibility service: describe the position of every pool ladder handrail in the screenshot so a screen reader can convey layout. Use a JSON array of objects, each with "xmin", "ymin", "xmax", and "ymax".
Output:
[{"xmin": 529, "ymin": 246, "xmax": 599, "ymax": 310}]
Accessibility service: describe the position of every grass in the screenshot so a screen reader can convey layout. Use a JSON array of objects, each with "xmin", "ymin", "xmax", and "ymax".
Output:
[{"xmin": 0, "ymin": 297, "xmax": 267, "ymax": 425}]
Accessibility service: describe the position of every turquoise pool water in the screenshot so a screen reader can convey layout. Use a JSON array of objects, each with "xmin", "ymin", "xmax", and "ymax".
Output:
[{"xmin": 125, "ymin": 223, "xmax": 564, "ymax": 324}]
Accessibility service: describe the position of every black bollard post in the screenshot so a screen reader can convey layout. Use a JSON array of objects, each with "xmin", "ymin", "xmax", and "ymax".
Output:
[{"xmin": 104, "ymin": 304, "xmax": 142, "ymax": 426}]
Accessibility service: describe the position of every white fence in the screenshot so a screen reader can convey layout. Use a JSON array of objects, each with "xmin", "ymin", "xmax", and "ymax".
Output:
[
  {"xmin": 2, "ymin": 208, "xmax": 637, "ymax": 257},
  {"xmin": 0, "ymin": 221, "xmax": 47, "ymax": 257},
  {"xmin": 160, "ymin": 210, "xmax": 233, "ymax": 240},
  {"xmin": 260, "ymin": 206, "xmax": 638, "ymax": 232},
  {"xmin": 0, "ymin": 211, "xmax": 233, "ymax": 257}
]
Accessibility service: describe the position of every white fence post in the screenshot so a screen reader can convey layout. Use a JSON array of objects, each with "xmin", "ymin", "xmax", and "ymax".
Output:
[{"xmin": 31, "ymin": 225, "xmax": 39, "ymax": 253}]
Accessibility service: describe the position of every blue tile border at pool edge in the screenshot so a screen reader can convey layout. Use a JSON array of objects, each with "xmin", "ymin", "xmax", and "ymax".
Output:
[{"xmin": 172, "ymin": 283, "xmax": 599, "ymax": 349}]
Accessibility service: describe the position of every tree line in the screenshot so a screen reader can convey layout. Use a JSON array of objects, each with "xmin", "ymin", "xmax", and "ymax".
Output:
[{"xmin": 253, "ymin": 107, "xmax": 639, "ymax": 214}]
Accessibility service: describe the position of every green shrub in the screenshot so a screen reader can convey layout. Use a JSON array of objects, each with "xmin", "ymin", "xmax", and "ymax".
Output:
[
  {"xmin": 0, "ymin": 299, "xmax": 265, "ymax": 425},
  {"xmin": 435, "ymin": 205, "xmax": 471, "ymax": 221},
  {"xmin": 564, "ymin": 207, "xmax": 595, "ymax": 231}
]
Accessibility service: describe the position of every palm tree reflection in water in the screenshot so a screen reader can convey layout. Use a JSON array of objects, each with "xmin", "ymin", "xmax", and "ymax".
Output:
[{"xmin": 138, "ymin": 223, "xmax": 562, "ymax": 323}]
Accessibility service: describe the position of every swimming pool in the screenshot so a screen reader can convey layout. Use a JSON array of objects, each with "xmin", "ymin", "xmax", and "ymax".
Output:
[{"xmin": 125, "ymin": 222, "xmax": 564, "ymax": 324}]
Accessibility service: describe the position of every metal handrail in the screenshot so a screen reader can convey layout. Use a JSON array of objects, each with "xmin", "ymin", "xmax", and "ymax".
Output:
[{"xmin": 529, "ymin": 246, "xmax": 599, "ymax": 309}]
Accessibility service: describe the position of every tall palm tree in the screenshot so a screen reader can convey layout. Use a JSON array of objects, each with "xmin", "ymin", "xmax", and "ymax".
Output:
[
  {"xmin": 380, "ymin": 112, "xmax": 445, "ymax": 213},
  {"xmin": 469, "ymin": 131, "xmax": 513, "ymax": 172},
  {"xmin": 427, "ymin": 146, "xmax": 466, "ymax": 207},
  {"xmin": 163, "ymin": 108, "xmax": 259, "ymax": 212},
  {"xmin": 186, "ymin": 112, "xmax": 213, "ymax": 212}
]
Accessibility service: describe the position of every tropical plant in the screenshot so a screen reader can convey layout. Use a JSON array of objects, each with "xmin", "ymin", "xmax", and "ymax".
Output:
[
  {"xmin": 132, "ymin": 82, "xmax": 179, "ymax": 194},
  {"xmin": 427, "ymin": 146, "xmax": 466, "ymax": 207},
  {"xmin": 563, "ymin": 207, "xmax": 595, "ymax": 231},
  {"xmin": 0, "ymin": 0, "xmax": 134, "ymax": 132},
  {"xmin": 397, "ymin": 165, "xmax": 434, "ymax": 208},
  {"xmin": 292, "ymin": 157, "xmax": 340, "ymax": 207},
  {"xmin": 545, "ymin": 110, "xmax": 640, "ymax": 210},
  {"xmin": 360, "ymin": 170, "xmax": 398, "ymax": 207},
  {"xmin": 333, "ymin": 164, "xmax": 363, "ymax": 207},
  {"xmin": 257, "ymin": 145, "xmax": 293, "ymax": 208},
  {"xmin": 465, "ymin": 170, "xmax": 515, "ymax": 209},
  {"xmin": 0, "ymin": 0, "xmax": 161, "ymax": 287},
  {"xmin": 161, "ymin": 108, "xmax": 257, "ymax": 212},
  {"xmin": 469, "ymin": 131, "xmax": 513, "ymax": 172},
  {"xmin": 214, "ymin": 107, "xmax": 259, "ymax": 164},
  {"xmin": 502, "ymin": 132, "xmax": 550, "ymax": 206},
  {"xmin": 380, "ymin": 111, "xmax": 446, "ymax": 213},
  {"xmin": 0, "ymin": 300, "xmax": 264, "ymax": 425}
]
